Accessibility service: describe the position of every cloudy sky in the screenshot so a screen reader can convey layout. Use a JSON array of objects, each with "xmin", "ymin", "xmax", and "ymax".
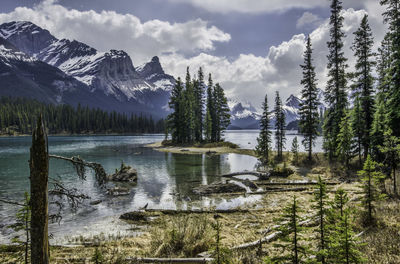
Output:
[{"xmin": 0, "ymin": 0, "xmax": 387, "ymax": 109}]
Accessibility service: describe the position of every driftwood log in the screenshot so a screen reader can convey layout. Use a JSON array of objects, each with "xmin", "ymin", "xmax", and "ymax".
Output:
[
  {"xmin": 221, "ymin": 171, "xmax": 268, "ymax": 178},
  {"xmin": 256, "ymin": 181, "xmax": 340, "ymax": 186},
  {"xmin": 127, "ymin": 257, "xmax": 213, "ymax": 263}
]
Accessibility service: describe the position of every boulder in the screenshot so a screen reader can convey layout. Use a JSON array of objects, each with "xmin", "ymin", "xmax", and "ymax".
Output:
[
  {"xmin": 108, "ymin": 164, "xmax": 137, "ymax": 182},
  {"xmin": 193, "ymin": 181, "xmax": 247, "ymax": 195}
]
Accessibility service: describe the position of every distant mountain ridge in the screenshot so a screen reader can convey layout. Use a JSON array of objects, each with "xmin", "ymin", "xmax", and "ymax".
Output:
[{"xmin": 0, "ymin": 21, "xmax": 175, "ymax": 118}]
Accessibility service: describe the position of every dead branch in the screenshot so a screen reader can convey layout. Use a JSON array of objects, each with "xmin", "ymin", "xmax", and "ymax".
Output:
[
  {"xmin": 0, "ymin": 198, "xmax": 25, "ymax": 207},
  {"xmin": 49, "ymin": 154, "xmax": 107, "ymax": 185}
]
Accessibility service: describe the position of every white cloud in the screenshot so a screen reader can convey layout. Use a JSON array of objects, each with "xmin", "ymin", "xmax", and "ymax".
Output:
[
  {"xmin": 0, "ymin": 0, "xmax": 230, "ymax": 65},
  {"xmin": 161, "ymin": 8, "xmax": 385, "ymax": 110},
  {"xmin": 166, "ymin": 0, "xmax": 326, "ymax": 14},
  {"xmin": 296, "ymin": 12, "xmax": 322, "ymax": 29}
]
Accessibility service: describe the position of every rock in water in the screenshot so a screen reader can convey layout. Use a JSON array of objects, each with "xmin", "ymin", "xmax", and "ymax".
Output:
[
  {"xmin": 108, "ymin": 163, "xmax": 137, "ymax": 182},
  {"xmin": 193, "ymin": 181, "xmax": 247, "ymax": 195},
  {"xmin": 107, "ymin": 187, "xmax": 130, "ymax": 196}
]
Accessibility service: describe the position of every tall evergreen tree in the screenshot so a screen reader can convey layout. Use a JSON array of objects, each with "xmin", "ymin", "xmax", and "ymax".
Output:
[
  {"xmin": 194, "ymin": 67, "xmax": 205, "ymax": 142},
  {"xmin": 351, "ymin": 14, "xmax": 376, "ymax": 160},
  {"xmin": 370, "ymin": 101, "xmax": 389, "ymax": 161},
  {"xmin": 213, "ymin": 83, "xmax": 230, "ymax": 141},
  {"xmin": 336, "ymin": 110, "xmax": 356, "ymax": 168},
  {"xmin": 324, "ymin": 0, "xmax": 348, "ymax": 160},
  {"xmin": 299, "ymin": 36, "xmax": 320, "ymax": 161},
  {"xmin": 255, "ymin": 94, "xmax": 272, "ymax": 164},
  {"xmin": 168, "ymin": 77, "xmax": 185, "ymax": 143},
  {"xmin": 274, "ymin": 91, "xmax": 286, "ymax": 160},
  {"xmin": 381, "ymin": 0, "xmax": 400, "ymax": 137},
  {"xmin": 205, "ymin": 74, "xmax": 215, "ymax": 142},
  {"xmin": 291, "ymin": 136, "xmax": 299, "ymax": 165},
  {"xmin": 184, "ymin": 67, "xmax": 196, "ymax": 143}
]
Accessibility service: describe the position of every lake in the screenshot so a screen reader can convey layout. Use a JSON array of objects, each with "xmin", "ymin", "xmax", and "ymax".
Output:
[{"xmin": 0, "ymin": 130, "xmax": 323, "ymax": 244}]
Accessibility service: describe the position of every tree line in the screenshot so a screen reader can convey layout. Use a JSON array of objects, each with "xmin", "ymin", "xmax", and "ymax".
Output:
[
  {"xmin": 0, "ymin": 96, "xmax": 165, "ymax": 135},
  {"xmin": 256, "ymin": 0, "xmax": 400, "ymax": 188},
  {"xmin": 168, "ymin": 67, "xmax": 230, "ymax": 144}
]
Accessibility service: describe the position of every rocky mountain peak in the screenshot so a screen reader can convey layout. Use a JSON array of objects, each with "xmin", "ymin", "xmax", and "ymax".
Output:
[
  {"xmin": 0, "ymin": 21, "xmax": 56, "ymax": 56},
  {"xmin": 137, "ymin": 55, "xmax": 165, "ymax": 77},
  {"xmin": 285, "ymin": 94, "xmax": 302, "ymax": 108}
]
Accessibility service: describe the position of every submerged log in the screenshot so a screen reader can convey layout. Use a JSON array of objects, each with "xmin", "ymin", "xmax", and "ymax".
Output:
[{"xmin": 193, "ymin": 181, "xmax": 247, "ymax": 194}]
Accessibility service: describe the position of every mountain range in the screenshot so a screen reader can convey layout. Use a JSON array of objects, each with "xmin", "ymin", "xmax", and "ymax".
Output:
[{"xmin": 0, "ymin": 21, "xmax": 325, "ymax": 129}]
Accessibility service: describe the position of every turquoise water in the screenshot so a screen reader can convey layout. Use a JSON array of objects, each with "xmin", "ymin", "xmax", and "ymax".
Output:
[{"xmin": 0, "ymin": 131, "xmax": 323, "ymax": 244}]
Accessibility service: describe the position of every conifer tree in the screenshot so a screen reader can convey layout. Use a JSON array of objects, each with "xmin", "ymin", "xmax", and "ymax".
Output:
[
  {"xmin": 312, "ymin": 176, "xmax": 328, "ymax": 263},
  {"xmin": 370, "ymin": 101, "xmax": 389, "ymax": 160},
  {"xmin": 213, "ymin": 83, "xmax": 230, "ymax": 141},
  {"xmin": 380, "ymin": 130, "xmax": 400, "ymax": 196},
  {"xmin": 329, "ymin": 211, "xmax": 364, "ymax": 264},
  {"xmin": 381, "ymin": 0, "xmax": 400, "ymax": 137},
  {"xmin": 255, "ymin": 94, "xmax": 272, "ymax": 164},
  {"xmin": 299, "ymin": 36, "xmax": 320, "ymax": 161},
  {"xmin": 351, "ymin": 99, "xmax": 363, "ymax": 165},
  {"xmin": 336, "ymin": 110, "xmax": 356, "ymax": 168},
  {"xmin": 194, "ymin": 67, "xmax": 205, "ymax": 142},
  {"xmin": 168, "ymin": 77, "xmax": 184, "ymax": 143},
  {"xmin": 291, "ymin": 136, "xmax": 299, "ymax": 165},
  {"xmin": 184, "ymin": 67, "xmax": 196, "ymax": 143},
  {"xmin": 324, "ymin": 0, "xmax": 348, "ymax": 159},
  {"xmin": 358, "ymin": 155, "xmax": 386, "ymax": 224},
  {"xmin": 273, "ymin": 196, "xmax": 307, "ymax": 264},
  {"xmin": 205, "ymin": 74, "xmax": 215, "ymax": 142},
  {"xmin": 351, "ymin": 15, "xmax": 376, "ymax": 160},
  {"xmin": 274, "ymin": 91, "xmax": 286, "ymax": 161}
]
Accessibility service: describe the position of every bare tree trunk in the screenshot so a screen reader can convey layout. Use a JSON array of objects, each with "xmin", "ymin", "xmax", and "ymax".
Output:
[{"xmin": 29, "ymin": 115, "xmax": 49, "ymax": 264}]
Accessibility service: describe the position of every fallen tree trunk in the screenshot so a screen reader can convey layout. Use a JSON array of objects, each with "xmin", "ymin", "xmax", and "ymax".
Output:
[
  {"xmin": 249, "ymin": 187, "xmax": 309, "ymax": 194},
  {"xmin": 233, "ymin": 218, "xmax": 317, "ymax": 250},
  {"xmin": 144, "ymin": 208, "xmax": 252, "ymax": 214},
  {"xmin": 256, "ymin": 181, "xmax": 340, "ymax": 186},
  {"xmin": 126, "ymin": 257, "xmax": 213, "ymax": 263},
  {"xmin": 221, "ymin": 171, "xmax": 268, "ymax": 178}
]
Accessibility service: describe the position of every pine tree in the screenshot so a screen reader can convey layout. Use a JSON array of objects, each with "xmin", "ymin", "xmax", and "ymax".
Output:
[
  {"xmin": 351, "ymin": 98, "xmax": 363, "ymax": 165},
  {"xmin": 324, "ymin": 0, "xmax": 348, "ymax": 160},
  {"xmin": 168, "ymin": 78, "xmax": 184, "ymax": 143},
  {"xmin": 273, "ymin": 196, "xmax": 307, "ymax": 264},
  {"xmin": 9, "ymin": 192, "xmax": 30, "ymax": 264},
  {"xmin": 184, "ymin": 67, "xmax": 196, "ymax": 143},
  {"xmin": 358, "ymin": 155, "xmax": 386, "ymax": 225},
  {"xmin": 193, "ymin": 67, "xmax": 205, "ymax": 142},
  {"xmin": 213, "ymin": 83, "xmax": 230, "ymax": 141},
  {"xmin": 205, "ymin": 74, "xmax": 215, "ymax": 142},
  {"xmin": 379, "ymin": 130, "xmax": 400, "ymax": 196},
  {"xmin": 299, "ymin": 36, "xmax": 320, "ymax": 161},
  {"xmin": 274, "ymin": 91, "xmax": 286, "ymax": 161},
  {"xmin": 291, "ymin": 136, "xmax": 299, "ymax": 165},
  {"xmin": 370, "ymin": 101, "xmax": 389, "ymax": 161},
  {"xmin": 312, "ymin": 176, "xmax": 328, "ymax": 263},
  {"xmin": 381, "ymin": 0, "xmax": 400, "ymax": 137},
  {"xmin": 351, "ymin": 14, "xmax": 376, "ymax": 160},
  {"xmin": 336, "ymin": 110, "xmax": 356, "ymax": 168},
  {"xmin": 328, "ymin": 210, "xmax": 364, "ymax": 263},
  {"xmin": 255, "ymin": 94, "xmax": 272, "ymax": 164}
]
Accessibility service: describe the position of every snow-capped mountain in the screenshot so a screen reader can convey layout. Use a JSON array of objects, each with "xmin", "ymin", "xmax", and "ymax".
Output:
[
  {"xmin": 0, "ymin": 21, "xmax": 175, "ymax": 117},
  {"xmin": 228, "ymin": 99, "xmax": 261, "ymax": 129},
  {"xmin": 229, "ymin": 90, "xmax": 326, "ymax": 130}
]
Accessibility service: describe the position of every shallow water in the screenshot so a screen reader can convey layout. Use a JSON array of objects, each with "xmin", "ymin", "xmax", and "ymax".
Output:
[{"xmin": 0, "ymin": 131, "xmax": 323, "ymax": 244}]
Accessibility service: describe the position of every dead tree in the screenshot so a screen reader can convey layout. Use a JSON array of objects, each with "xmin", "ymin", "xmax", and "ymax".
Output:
[{"xmin": 29, "ymin": 115, "xmax": 49, "ymax": 264}]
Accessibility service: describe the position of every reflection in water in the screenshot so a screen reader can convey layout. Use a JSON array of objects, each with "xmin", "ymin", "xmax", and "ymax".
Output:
[{"xmin": 0, "ymin": 134, "xmax": 261, "ymax": 243}]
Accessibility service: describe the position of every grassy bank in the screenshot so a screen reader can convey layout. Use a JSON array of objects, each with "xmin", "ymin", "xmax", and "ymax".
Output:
[{"xmin": 147, "ymin": 140, "xmax": 257, "ymax": 157}]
